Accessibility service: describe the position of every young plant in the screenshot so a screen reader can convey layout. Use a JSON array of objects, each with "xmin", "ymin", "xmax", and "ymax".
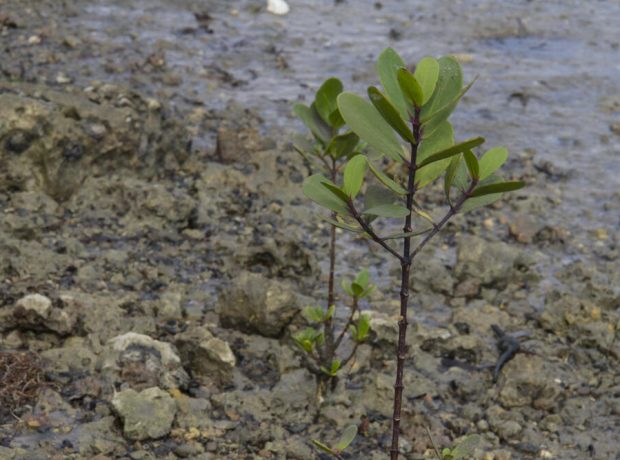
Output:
[
  {"xmin": 312, "ymin": 425, "xmax": 358, "ymax": 460},
  {"xmin": 426, "ymin": 427, "xmax": 481, "ymax": 460},
  {"xmin": 293, "ymin": 80, "xmax": 373, "ymax": 385},
  {"xmin": 301, "ymin": 48, "xmax": 525, "ymax": 459}
]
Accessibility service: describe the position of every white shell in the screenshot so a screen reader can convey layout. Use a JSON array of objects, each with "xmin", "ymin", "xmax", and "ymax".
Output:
[{"xmin": 267, "ymin": 0, "xmax": 290, "ymax": 15}]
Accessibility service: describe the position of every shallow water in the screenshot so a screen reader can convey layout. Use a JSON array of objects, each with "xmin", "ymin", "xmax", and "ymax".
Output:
[{"xmin": 62, "ymin": 0, "xmax": 619, "ymax": 243}]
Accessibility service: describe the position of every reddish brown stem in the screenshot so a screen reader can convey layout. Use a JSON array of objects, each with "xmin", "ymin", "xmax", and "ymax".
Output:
[
  {"xmin": 322, "ymin": 158, "xmax": 338, "ymax": 364},
  {"xmin": 390, "ymin": 110, "xmax": 421, "ymax": 460}
]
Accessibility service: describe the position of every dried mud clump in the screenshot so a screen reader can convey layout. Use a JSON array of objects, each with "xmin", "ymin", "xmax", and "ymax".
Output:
[{"xmin": 0, "ymin": 350, "xmax": 45, "ymax": 419}]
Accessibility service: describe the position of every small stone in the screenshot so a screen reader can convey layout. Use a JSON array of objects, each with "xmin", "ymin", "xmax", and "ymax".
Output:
[
  {"xmin": 55, "ymin": 73, "xmax": 73, "ymax": 84},
  {"xmin": 85, "ymin": 123, "xmax": 107, "ymax": 140},
  {"xmin": 594, "ymin": 228, "xmax": 608, "ymax": 240},
  {"xmin": 218, "ymin": 272, "xmax": 299, "ymax": 337},
  {"xmin": 147, "ymin": 98, "xmax": 162, "ymax": 111},
  {"xmin": 175, "ymin": 326, "xmax": 236, "ymax": 385},
  {"xmin": 112, "ymin": 387, "xmax": 177, "ymax": 441},
  {"xmin": 27, "ymin": 35, "xmax": 41, "ymax": 45},
  {"xmin": 267, "ymin": 0, "xmax": 290, "ymax": 15},
  {"xmin": 16, "ymin": 294, "xmax": 51, "ymax": 317}
]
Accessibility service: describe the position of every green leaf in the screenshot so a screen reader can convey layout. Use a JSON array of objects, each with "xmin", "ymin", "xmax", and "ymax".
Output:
[
  {"xmin": 321, "ymin": 359, "xmax": 341, "ymax": 376},
  {"xmin": 325, "ymin": 304, "xmax": 335, "ymax": 321},
  {"xmin": 367, "ymin": 161, "xmax": 407, "ymax": 195},
  {"xmin": 335, "ymin": 425, "xmax": 358, "ymax": 451},
  {"xmin": 470, "ymin": 180, "xmax": 525, "ymax": 197},
  {"xmin": 355, "ymin": 269, "xmax": 370, "ymax": 289},
  {"xmin": 451, "ymin": 434, "xmax": 481, "ymax": 459},
  {"xmin": 417, "ymin": 137, "xmax": 485, "ymax": 168},
  {"xmin": 421, "ymin": 77, "xmax": 477, "ymax": 138},
  {"xmin": 293, "ymin": 103, "xmax": 331, "ymax": 144},
  {"xmin": 368, "ymin": 87, "xmax": 415, "ymax": 143},
  {"xmin": 381, "ymin": 228, "xmax": 432, "ymax": 240},
  {"xmin": 420, "ymin": 56, "xmax": 463, "ymax": 123},
  {"xmin": 444, "ymin": 155, "xmax": 461, "ymax": 201},
  {"xmin": 343, "ymin": 154, "xmax": 368, "ymax": 198},
  {"xmin": 364, "ymin": 184, "xmax": 399, "ymax": 211},
  {"xmin": 356, "ymin": 314, "xmax": 371, "ymax": 341},
  {"xmin": 363, "ymin": 204, "xmax": 410, "ymax": 218},
  {"xmin": 311, "ymin": 440, "xmax": 336, "ymax": 456},
  {"xmin": 478, "ymin": 146, "xmax": 509, "ymax": 180},
  {"xmin": 452, "ymin": 158, "xmax": 470, "ymax": 192},
  {"xmin": 337, "ymin": 92, "xmax": 404, "ymax": 162},
  {"xmin": 326, "ymin": 131, "xmax": 360, "ymax": 160},
  {"xmin": 459, "ymin": 174, "xmax": 505, "ymax": 213},
  {"xmin": 442, "ymin": 447, "xmax": 453, "ymax": 459},
  {"xmin": 376, "ymin": 47, "xmax": 408, "ymax": 119},
  {"xmin": 463, "ymin": 149, "xmax": 479, "ymax": 179},
  {"xmin": 303, "ymin": 174, "xmax": 348, "ymax": 214},
  {"xmin": 360, "ymin": 285, "xmax": 375, "ymax": 298},
  {"xmin": 321, "ymin": 181, "xmax": 350, "ymax": 204},
  {"xmin": 321, "ymin": 215, "xmax": 362, "ymax": 233},
  {"xmin": 293, "ymin": 328, "xmax": 321, "ymax": 353},
  {"xmin": 303, "ymin": 306, "xmax": 324, "ymax": 323},
  {"xmin": 314, "ymin": 78, "xmax": 343, "ymax": 125},
  {"xmin": 397, "ymin": 67, "xmax": 423, "ymax": 109},
  {"xmin": 414, "ymin": 56, "xmax": 440, "ymax": 105},
  {"xmin": 329, "ymin": 109, "xmax": 345, "ymax": 130},
  {"xmin": 415, "ymin": 120, "xmax": 454, "ymax": 188},
  {"xmin": 341, "ymin": 279, "xmax": 354, "ymax": 297},
  {"xmin": 351, "ymin": 282, "xmax": 364, "ymax": 297}
]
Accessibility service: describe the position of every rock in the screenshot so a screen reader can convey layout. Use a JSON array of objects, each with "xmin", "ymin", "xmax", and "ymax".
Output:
[
  {"xmin": 0, "ymin": 81, "xmax": 190, "ymax": 201},
  {"xmin": 40, "ymin": 337, "xmax": 98, "ymax": 374},
  {"xmin": 213, "ymin": 102, "xmax": 274, "ymax": 164},
  {"xmin": 15, "ymin": 293, "xmax": 51, "ymax": 316},
  {"xmin": 411, "ymin": 249, "xmax": 454, "ymax": 295},
  {"xmin": 112, "ymin": 387, "xmax": 177, "ymax": 441},
  {"xmin": 267, "ymin": 0, "xmax": 290, "ymax": 16},
  {"xmin": 486, "ymin": 405, "xmax": 524, "ymax": 441},
  {"xmin": 174, "ymin": 326, "xmax": 236, "ymax": 385},
  {"xmin": 157, "ymin": 291, "xmax": 184, "ymax": 319},
  {"xmin": 455, "ymin": 235, "xmax": 523, "ymax": 288},
  {"xmin": 9, "ymin": 293, "xmax": 77, "ymax": 335},
  {"xmin": 497, "ymin": 354, "xmax": 562, "ymax": 410},
  {"xmin": 103, "ymin": 332, "xmax": 189, "ymax": 390},
  {"xmin": 218, "ymin": 272, "xmax": 299, "ymax": 337}
]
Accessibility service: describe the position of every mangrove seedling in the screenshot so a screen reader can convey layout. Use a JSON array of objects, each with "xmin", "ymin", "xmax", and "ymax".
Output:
[
  {"xmin": 301, "ymin": 48, "xmax": 525, "ymax": 459},
  {"xmin": 293, "ymin": 79, "xmax": 374, "ymax": 386}
]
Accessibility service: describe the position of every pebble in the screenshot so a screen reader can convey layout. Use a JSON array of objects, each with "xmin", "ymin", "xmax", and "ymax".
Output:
[
  {"xmin": 267, "ymin": 0, "xmax": 290, "ymax": 15},
  {"xmin": 27, "ymin": 34, "xmax": 41, "ymax": 44},
  {"xmin": 55, "ymin": 73, "xmax": 73, "ymax": 84}
]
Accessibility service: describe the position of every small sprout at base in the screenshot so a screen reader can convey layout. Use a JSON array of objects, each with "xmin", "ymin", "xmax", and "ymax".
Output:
[
  {"xmin": 441, "ymin": 434, "xmax": 481, "ymax": 460},
  {"xmin": 320, "ymin": 359, "xmax": 341, "ymax": 377},
  {"xmin": 351, "ymin": 313, "xmax": 371, "ymax": 342},
  {"xmin": 293, "ymin": 328, "xmax": 323, "ymax": 354},
  {"xmin": 312, "ymin": 425, "xmax": 358, "ymax": 459},
  {"xmin": 303, "ymin": 305, "xmax": 335, "ymax": 323}
]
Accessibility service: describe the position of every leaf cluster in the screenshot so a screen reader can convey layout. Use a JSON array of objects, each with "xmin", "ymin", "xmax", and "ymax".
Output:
[{"xmin": 302, "ymin": 48, "xmax": 525, "ymax": 232}]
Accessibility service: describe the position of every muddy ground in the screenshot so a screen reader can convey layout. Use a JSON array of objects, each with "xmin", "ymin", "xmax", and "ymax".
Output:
[{"xmin": 0, "ymin": 1, "xmax": 618, "ymax": 459}]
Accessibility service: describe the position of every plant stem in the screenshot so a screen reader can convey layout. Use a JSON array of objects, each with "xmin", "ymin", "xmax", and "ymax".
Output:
[
  {"xmin": 390, "ymin": 110, "xmax": 421, "ymax": 460},
  {"xmin": 409, "ymin": 180, "xmax": 478, "ymax": 261},
  {"xmin": 323, "ymin": 158, "xmax": 338, "ymax": 364},
  {"xmin": 334, "ymin": 297, "xmax": 359, "ymax": 350},
  {"xmin": 348, "ymin": 204, "xmax": 403, "ymax": 261}
]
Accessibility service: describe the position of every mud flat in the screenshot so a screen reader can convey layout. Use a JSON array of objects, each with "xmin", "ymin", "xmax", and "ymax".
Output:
[{"xmin": 0, "ymin": 1, "xmax": 618, "ymax": 459}]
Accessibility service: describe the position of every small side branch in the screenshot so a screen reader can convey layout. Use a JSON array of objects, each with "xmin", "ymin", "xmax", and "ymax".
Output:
[
  {"xmin": 348, "ymin": 202, "xmax": 403, "ymax": 262},
  {"xmin": 409, "ymin": 180, "xmax": 478, "ymax": 261}
]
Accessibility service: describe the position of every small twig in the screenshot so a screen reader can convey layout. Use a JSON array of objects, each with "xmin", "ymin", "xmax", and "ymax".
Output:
[
  {"xmin": 347, "ymin": 201, "xmax": 403, "ymax": 261},
  {"xmin": 425, "ymin": 426, "xmax": 443, "ymax": 460},
  {"xmin": 409, "ymin": 180, "xmax": 478, "ymax": 261},
  {"xmin": 334, "ymin": 297, "xmax": 359, "ymax": 350}
]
